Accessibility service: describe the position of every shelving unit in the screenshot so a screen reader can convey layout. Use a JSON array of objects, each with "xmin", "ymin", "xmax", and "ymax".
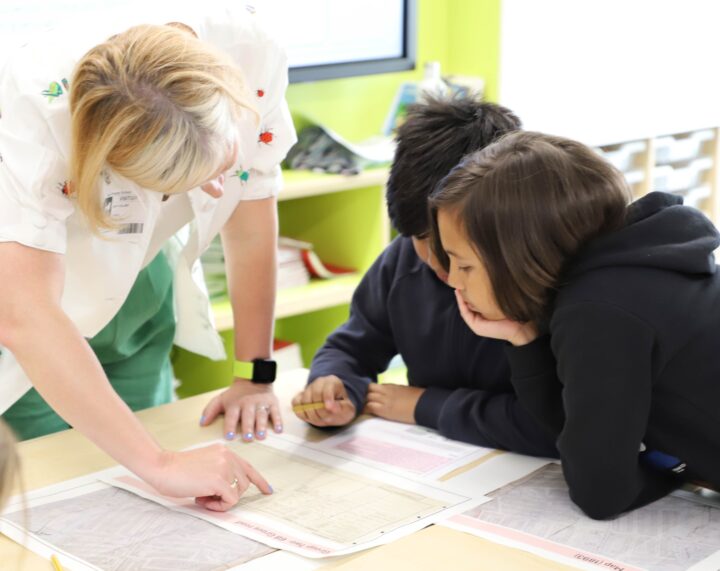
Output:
[
  {"xmin": 278, "ymin": 168, "xmax": 390, "ymax": 202},
  {"xmin": 596, "ymin": 127, "xmax": 720, "ymax": 222},
  {"xmin": 212, "ymin": 273, "xmax": 363, "ymax": 328},
  {"xmin": 173, "ymin": 168, "xmax": 391, "ymax": 398}
]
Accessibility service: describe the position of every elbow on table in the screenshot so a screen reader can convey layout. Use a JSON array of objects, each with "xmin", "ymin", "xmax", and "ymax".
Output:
[
  {"xmin": 568, "ymin": 484, "xmax": 630, "ymax": 520},
  {"xmin": 574, "ymin": 499, "xmax": 622, "ymax": 521}
]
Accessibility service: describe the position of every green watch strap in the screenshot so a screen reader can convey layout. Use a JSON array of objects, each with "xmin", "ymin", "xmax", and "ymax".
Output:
[{"xmin": 233, "ymin": 360, "xmax": 254, "ymax": 379}]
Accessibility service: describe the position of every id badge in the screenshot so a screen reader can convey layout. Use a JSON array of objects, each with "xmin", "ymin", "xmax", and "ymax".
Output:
[{"xmin": 103, "ymin": 188, "xmax": 145, "ymax": 235}]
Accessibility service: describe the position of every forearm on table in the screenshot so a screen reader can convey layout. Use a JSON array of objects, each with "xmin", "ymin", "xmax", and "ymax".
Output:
[
  {"xmin": 416, "ymin": 387, "xmax": 559, "ymax": 456},
  {"xmin": 5, "ymin": 306, "xmax": 163, "ymax": 480}
]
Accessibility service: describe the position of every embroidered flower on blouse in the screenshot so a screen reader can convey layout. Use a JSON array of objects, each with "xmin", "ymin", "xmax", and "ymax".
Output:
[
  {"xmin": 259, "ymin": 128, "xmax": 274, "ymax": 145},
  {"xmin": 42, "ymin": 78, "xmax": 69, "ymax": 102},
  {"xmin": 232, "ymin": 169, "xmax": 250, "ymax": 183}
]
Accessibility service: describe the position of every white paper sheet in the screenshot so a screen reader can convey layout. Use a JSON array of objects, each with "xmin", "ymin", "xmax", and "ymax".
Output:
[
  {"xmin": 0, "ymin": 475, "xmax": 276, "ymax": 571},
  {"xmin": 441, "ymin": 464, "xmax": 720, "ymax": 571},
  {"xmin": 440, "ymin": 450, "xmax": 556, "ymax": 497},
  {"xmin": 1, "ymin": 416, "xmax": 545, "ymax": 568},
  {"xmin": 290, "ymin": 418, "xmax": 496, "ymax": 480},
  {"xmin": 104, "ymin": 437, "xmax": 488, "ymax": 558}
]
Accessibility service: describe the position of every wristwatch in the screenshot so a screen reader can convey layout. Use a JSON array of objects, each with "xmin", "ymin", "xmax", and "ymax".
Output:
[{"xmin": 233, "ymin": 359, "xmax": 277, "ymax": 383}]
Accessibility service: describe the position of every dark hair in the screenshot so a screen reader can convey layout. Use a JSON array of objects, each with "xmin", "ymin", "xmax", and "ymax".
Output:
[
  {"xmin": 429, "ymin": 131, "xmax": 631, "ymax": 323},
  {"xmin": 386, "ymin": 95, "xmax": 521, "ymax": 237}
]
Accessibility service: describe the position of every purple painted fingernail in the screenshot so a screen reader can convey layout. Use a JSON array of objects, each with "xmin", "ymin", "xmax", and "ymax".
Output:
[
  {"xmin": 275, "ymin": 424, "xmax": 283, "ymax": 433},
  {"xmin": 244, "ymin": 432, "xmax": 254, "ymax": 441},
  {"xmin": 257, "ymin": 430, "xmax": 266, "ymax": 438},
  {"xmin": 268, "ymin": 485, "xmax": 274, "ymax": 493},
  {"xmin": 225, "ymin": 431, "xmax": 235, "ymax": 440},
  {"xmin": 199, "ymin": 415, "xmax": 206, "ymax": 426}
]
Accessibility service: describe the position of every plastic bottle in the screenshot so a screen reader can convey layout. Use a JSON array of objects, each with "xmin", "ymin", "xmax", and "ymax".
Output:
[{"xmin": 417, "ymin": 61, "xmax": 449, "ymax": 101}]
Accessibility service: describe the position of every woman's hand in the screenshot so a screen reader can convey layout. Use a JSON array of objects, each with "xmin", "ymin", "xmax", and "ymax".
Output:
[
  {"xmin": 455, "ymin": 290, "xmax": 538, "ymax": 346},
  {"xmin": 200, "ymin": 380, "xmax": 282, "ymax": 442},
  {"xmin": 365, "ymin": 383, "xmax": 424, "ymax": 424},
  {"xmin": 292, "ymin": 376, "xmax": 356, "ymax": 427},
  {"xmin": 149, "ymin": 444, "xmax": 272, "ymax": 511}
]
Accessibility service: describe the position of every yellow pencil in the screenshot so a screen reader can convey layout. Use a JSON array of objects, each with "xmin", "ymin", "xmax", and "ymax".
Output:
[
  {"xmin": 292, "ymin": 401, "xmax": 327, "ymax": 413},
  {"xmin": 50, "ymin": 554, "xmax": 65, "ymax": 571}
]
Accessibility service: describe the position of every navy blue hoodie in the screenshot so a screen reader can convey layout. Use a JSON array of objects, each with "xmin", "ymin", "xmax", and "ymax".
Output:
[
  {"xmin": 309, "ymin": 236, "xmax": 558, "ymax": 457},
  {"xmin": 507, "ymin": 192, "xmax": 720, "ymax": 519}
]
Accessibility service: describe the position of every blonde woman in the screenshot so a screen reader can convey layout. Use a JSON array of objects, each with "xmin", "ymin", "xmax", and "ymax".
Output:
[{"xmin": 0, "ymin": 6, "xmax": 295, "ymax": 510}]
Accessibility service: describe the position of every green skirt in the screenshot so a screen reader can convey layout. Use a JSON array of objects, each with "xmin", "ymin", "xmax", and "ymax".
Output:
[{"xmin": 2, "ymin": 252, "xmax": 176, "ymax": 440}]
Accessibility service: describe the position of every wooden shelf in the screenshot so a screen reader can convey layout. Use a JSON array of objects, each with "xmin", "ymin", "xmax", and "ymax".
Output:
[
  {"xmin": 279, "ymin": 168, "xmax": 389, "ymax": 201},
  {"xmin": 212, "ymin": 273, "xmax": 361, "ymax": 330}
]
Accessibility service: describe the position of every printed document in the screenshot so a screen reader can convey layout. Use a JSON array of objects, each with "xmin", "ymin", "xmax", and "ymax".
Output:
[{"xmin": 441, "ymin": 464, "xmax": 720, "ymax": 571}]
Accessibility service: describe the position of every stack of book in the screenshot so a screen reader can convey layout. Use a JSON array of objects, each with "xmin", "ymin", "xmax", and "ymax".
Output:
[
  {"xmin": 277, "ymin": 236, "xmax": 356, "ymax": 287},
  {"xmin": 200, "ymin": 236, "xmax": 355, "ymax": 298},
  {"xmin": 277, "ymin": 237, "xmax": 312, "ymax": 290}
]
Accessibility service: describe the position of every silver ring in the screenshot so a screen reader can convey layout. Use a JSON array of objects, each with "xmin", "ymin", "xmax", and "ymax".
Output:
[
  {"xmin": 256, "ymin": 404, "xmax": 270, "ymax": 413},
  {"xmin": 230, "ymin": 477, "xmax": 239, "ymax": 489}
]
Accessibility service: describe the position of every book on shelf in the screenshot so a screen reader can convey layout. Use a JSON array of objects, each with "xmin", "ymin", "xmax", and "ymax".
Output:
[
  {"xmin": 278, "ymin": 237, "xmax": 311, "ymax": 290},
  {"xmin": 300, "ymin": 249, "xmax": 355, "ymax": 279},
  {"xmin": 201, "ymin": 236, "xmax": 355, "ymax": 298},
  {"xmin": 278, "ymin": 236, "xmax": 355, "ymax": 282}
]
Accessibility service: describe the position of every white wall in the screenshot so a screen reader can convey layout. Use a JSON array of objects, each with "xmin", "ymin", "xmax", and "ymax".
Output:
[{"xmin": 499, "ymin": 0, "xmax": 720, "ymax": 146}]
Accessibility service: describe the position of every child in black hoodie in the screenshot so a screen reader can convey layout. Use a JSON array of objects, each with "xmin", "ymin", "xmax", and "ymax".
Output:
[{"xmin": 430, "ymin": 130, "xmax": 720, "ymax": 519}]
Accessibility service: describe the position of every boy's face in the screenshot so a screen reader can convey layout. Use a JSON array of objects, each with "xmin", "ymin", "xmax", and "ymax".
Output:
[
  {"xmin": 411, "ymin": 236, "xmax": 449, "ymax": 284},
  {"xmin": 436, "ymin": 209, "xmax": 506, "ymax": 321}
]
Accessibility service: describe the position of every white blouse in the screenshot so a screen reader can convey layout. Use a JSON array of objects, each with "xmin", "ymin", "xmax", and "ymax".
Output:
[{"xmin": 0, "ymin": 3, "xmax": 297, "ymax": 411}]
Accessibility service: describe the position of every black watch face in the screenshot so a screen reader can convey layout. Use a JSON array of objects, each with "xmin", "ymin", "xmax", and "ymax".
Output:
[{"xmin": 253, "ymin": 359, "xmax": 277, "ymax": 383}]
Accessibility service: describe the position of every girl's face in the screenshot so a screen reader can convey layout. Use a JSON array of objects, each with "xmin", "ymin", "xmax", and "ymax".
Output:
[{"xmin": 437, "ymin": 208, "xmax": 506, "ymax": 321}]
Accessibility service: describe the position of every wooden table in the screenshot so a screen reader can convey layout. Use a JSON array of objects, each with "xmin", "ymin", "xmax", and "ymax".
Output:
[{"xmin": 1, "ymin": 369, "xmax": 571, "ymax": 570}]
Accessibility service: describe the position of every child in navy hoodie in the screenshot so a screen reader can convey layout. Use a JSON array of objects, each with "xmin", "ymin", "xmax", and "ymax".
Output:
[{"xmin": 292, "ymin": 97, "xmax": 558, "ymax": 457}]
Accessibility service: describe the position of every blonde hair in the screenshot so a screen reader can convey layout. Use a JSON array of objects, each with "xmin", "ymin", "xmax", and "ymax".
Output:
[
  {"xmin": 69, "ymin": 24, "xmax": 257, "ymax": 230},
  {"xmin": 0, "ymin": 420, "xmax": 19, "ymax": 510}
]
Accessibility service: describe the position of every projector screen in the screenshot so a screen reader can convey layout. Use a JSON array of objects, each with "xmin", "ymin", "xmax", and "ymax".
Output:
[{"xmin": 0, "ymin": 0, "xmax": 416, "ymax": 83}]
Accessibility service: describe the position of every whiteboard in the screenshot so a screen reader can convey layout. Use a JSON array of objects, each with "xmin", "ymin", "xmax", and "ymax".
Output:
[{"xmin": 499, "ymin": 0, "xmax": 720, "ymax": 146}]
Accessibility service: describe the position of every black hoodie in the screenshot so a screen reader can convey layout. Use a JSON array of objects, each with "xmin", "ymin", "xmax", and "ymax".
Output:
[{"xmin": 506, "ymin": 192, "xmax": 720, "ymax": 519}]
